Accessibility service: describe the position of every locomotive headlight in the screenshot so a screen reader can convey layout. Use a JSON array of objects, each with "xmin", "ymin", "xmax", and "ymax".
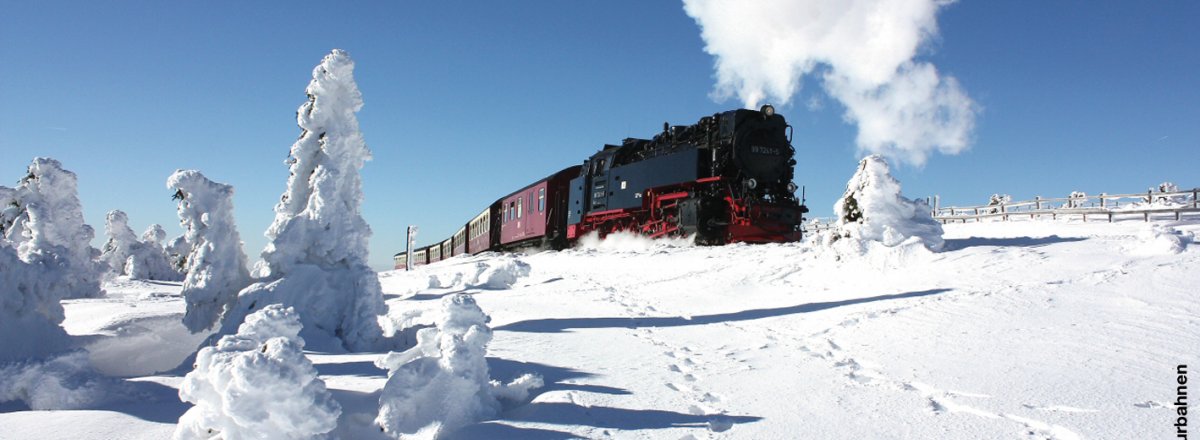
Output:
[
  {"xmin": 787, "ymin": 182, "xmax": 798, "ymax": 193},
  {"xmin": 760, "ymin": 104, "xmax": 775, "ymax": 116},
  {"xmin": 746, "ymin": 178, "xmax": 758, "ymax": 189}
]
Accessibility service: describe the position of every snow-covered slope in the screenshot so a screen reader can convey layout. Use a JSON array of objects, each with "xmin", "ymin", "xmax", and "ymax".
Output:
[{"xmin": 1, "ymin": 219, "xmax": 1196, "ymax": 439}]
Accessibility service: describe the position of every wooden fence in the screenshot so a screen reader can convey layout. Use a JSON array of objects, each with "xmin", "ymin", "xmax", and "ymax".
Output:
[{"xmin": 932, "ymin": 188, "xmax": 1200, "ymax": 224}]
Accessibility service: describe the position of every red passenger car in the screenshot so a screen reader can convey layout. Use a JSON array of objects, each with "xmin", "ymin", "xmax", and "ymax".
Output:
[
  {"xmin": 452, "ymin": 226, "xmax": 467, "ymax": 256},
  {"xmin": 467, "ymin": 208, "xmax": 491, "ymax": 253},
  {"xmin": 497, "ymin": 166, "xmax": 581, "ymax": 249}
]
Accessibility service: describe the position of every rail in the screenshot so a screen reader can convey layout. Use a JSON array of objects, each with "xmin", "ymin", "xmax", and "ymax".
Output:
[{"xmin": 932, "ymin": 188, "xmax": 1200, "ymax": 223}]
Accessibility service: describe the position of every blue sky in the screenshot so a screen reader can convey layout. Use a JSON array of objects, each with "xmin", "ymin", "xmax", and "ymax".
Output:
[{"xmin": 2, "ymin": 1, "xmax": 1196, "ymax": 271}]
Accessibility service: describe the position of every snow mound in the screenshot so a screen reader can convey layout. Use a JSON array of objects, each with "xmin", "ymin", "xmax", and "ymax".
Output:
[
  {"xmin": 232, "ymin": 49, "xmax": 387, "ymax": 352},
  {"xmin": 0, "ymin": 352, "xmax": 116, "ymax": 410},
  {"xmin": 575, "ymin": 230, "xmax": 695, "ymax": 253},
  {"xmin": 825, "ymin": 155, "xmax": 944, "ymax": 252},
  {"xmin": 1127, "ymin": 224, "xmax": 1193, "ymax": 256},
  {"xmin": 1, "ymin": 158, "xmax": 103, "ymax": 300},
  {"xmin": 175, "ymin": 305, "xmax": 341, "ymax": 440},
  {"xmin": 375, "ymin": 294, "xmax": 542, "ymax": 439},
  {"xmin": 169, "ymin": 170, "xmax": 252, "ymax": 333},
  {"xmin": 427, "ymin": 254, "xmax": 532, "ymax": 290}
]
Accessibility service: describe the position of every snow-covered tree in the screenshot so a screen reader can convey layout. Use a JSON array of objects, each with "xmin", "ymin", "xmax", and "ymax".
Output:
[
  {"xmin": 228, "ymin": 49, "xmax": 388, "ymax": 351},
  {"xmin": 99, "ymin": 210, "xmax": 139, "ymax": 275},
  {"xmin": 169, "ymin": 170, "xmax": 251, "ymax": 333},
  {"xmin": 126, "ymin": 223, "xmax": 182, "ymax": 281},
  {"xmin": 100, "ymin": 211, "xmax": 182, "ymax": 281},
  {"xmin": 0, "ymin": 158, "xmax": 103, "ymax": 299},
  {"xmin": 165, "ymin": 234, "xmax": 191, "ymax": 275},
  {"xmin": 0, "ymin": 245, "xmax": 75, "ymax": 362},
  {"xmin": 375, "ymin": 294, "xmax": 542, "ymax": 439},
  {"xmin": 176, "ymin": 305, "xmax": 341, "ymax": 440},
  {"xmin": 828, "ymin": 155, "xmax": 944, "ymax": 251}
]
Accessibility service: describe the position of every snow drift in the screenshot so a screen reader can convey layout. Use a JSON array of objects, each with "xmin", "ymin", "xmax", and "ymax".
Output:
[
  {"xmin": 229, "ymin": 49, "xmax": 389, "ymax": 352},
  {"xmin": 0, "ymin": 352, "xmax": 122, "ymax": 411},
  {"xmin": 425, "ymin": 254, "xmax": 532, "ymax": 291},
  {"xmin": 1128, "ymin": 224, "xmax": 1193, "ymax": 256},
  {"xmin": 375, "ymin": 294, "xmax": 542, "ymax": 439},
  {"xmin": 826, "ymin": 155, "xmax": 944, "ymax": 252},
  {"xmin": 168, "ymin": 170, "xmax": 252, "ymax": 333},
  {"xmin": 176, "ymin": 305, "xmax": 341, "ymax": 439}
]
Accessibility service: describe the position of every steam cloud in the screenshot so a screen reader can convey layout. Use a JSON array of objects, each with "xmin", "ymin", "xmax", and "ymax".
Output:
[{"xmin": 683, "ymin": 0, "xmax": 978, "ymax": 165}]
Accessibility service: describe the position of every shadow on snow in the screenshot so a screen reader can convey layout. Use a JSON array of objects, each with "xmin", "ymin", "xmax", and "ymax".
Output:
[
  {"xmin": 941, "ymin": 235, "xmax": 1086, "ymax": 251},
  {"xmin": 495, "ymin": 289, "xmax": 952, "ymax": 333}
]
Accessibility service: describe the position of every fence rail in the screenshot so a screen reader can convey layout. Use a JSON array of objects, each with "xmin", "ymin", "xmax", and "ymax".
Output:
[{"xmin": 932, "ymin": 188, "xmax": 1200, "ymax": 224}]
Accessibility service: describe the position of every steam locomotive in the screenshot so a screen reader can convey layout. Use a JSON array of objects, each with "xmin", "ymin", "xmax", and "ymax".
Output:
[{"xmin": 394, "ymin": 105, "xmax": 808, "ymax": 269}]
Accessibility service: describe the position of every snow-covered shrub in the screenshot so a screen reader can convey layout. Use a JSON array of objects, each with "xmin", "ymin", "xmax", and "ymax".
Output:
[
  {"xmin": 0, "ymin": 158, "xmax": 103, "ymax": 299},
  {"xmin": 0, "ymin": 351, "xmax": 113, "ymax": 410},
  {"xmin": 1127, "ymin": 224, "xmax": 1193, "ymax": 256},
  {"xmin": 169, "ymin": 170, "xmax": 251, "ymax": 333},
  {"xmin": 375, "ymin": 294, "xmax": 542, "ymax": 439},
  {"xmin": 825, "ymin": 155, "xmax": 944, "ymax": 251},
  {"xmin": 986, "ymin": 194, "xmax": 1011, "ymax": 214},
  {"xmin": 1065, "ymin": 191, "xmax": 1088, "ymax": 208},
  {"xmin": 176, "ymin": 305, "xmax": 341, "ymax": 440},
  {"xmin": 1145, "ymin": 182, "xmax": 1189, "ymax": 205},
  {"xmin": 230, "ymin": 49, "xmax": 388, "ymax": 351}
]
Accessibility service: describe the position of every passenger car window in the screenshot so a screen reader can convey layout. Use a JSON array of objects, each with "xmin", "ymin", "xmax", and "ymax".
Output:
[{"xmin": 539, "ymin": 188, "xmax": 545, "ymax": 212}]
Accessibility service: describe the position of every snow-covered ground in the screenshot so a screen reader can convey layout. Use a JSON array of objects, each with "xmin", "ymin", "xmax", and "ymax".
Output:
[{"xmin": 2, "ymin": 218, "xmax": 1196, "ymax": 439}]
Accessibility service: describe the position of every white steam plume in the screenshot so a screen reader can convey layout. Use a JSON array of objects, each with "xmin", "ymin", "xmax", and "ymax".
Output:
[{"xmin": 683, "ymin": 0, "xmax": 978, "ymax": 165}]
